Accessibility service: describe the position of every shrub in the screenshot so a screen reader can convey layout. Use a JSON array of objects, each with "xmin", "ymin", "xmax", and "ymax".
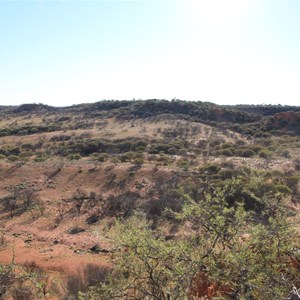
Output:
[
  {"xmin": 0, "ymin": 146, "xmax": 20, "ymax": 156},
  {"xmin": 135, "ymin": 146, "xmax": 146, "ymax": 152},
  {"xmin": 146, "ymin": 189, "xmax": 183, "ymax": 221},
  {"xmin": 67, "ymin": 227, "xmax": 85, "ymax": 234},
  {"xmin": 34, "ymin": 157, "xmax": 46, "ymax": 162},
  {"xmin": 217, "ymin": 148, "xmax": 233, "ymax": 156},
  {"xmin": 294, "ymin": 158, "xmax": 300, "ymax": 171},
  {"xmin": 103, "ymin": 192, "xmax": 139, "ymax": 218},
  {"xmin": 259, "ymin": 149, "xmax": 272, "ymax": 158},
  {"xmin": 280, "ymin": 149, "xmax": 290, "ymax": 158},
  {"xmin": 167, "ymin": 147, "xmax": 177, "ymax": 155},
  {"xmin": 177, "ymin": 158, "xmax": 189, "ymax": 170},
  {"xmin": 68, "ymin": 153, "xmax": 81, "ymax": 160},
  {"xmin": 65, "ymin": 264, "xmax": 111, "ymax": 299},
  {"xmin": 133, "ymin": 157, "xmax": 144, "ymax": 166},
  {"xmin": 275, "ymin": 184, "xmax": 292, "ymax": 195},
  {"xmin": 115, "ymin": 141, "xmax": 133, "ymax": 153},
  {"xmin": 8, "ymin": 155, "xmax": 20, "ymax": 162},
  {"xmin": 84, "ymin": 192, "xmax": 299, "ymax": 300},
  {"xmin": 200, "ymin": 164, "xmax": 221, "ymax": 174},
  {"xmin": 240, "ymin": 148, "xmax": 255, "ymax": 157},
  {"xmin": 219, "ymin": 169, "xmax": 241, "ymax": 180},
  {"xmin": 134, "ymin": 140, "xmax": 148, "ymax": 149},
  {"xmin": 177, "ymin": 148, "xmax": 186, "ymax": 156},
  {"xmin": 97, "ymin": 153, "xmax": 109, "ymax": 162},
  {"xmin": 119, "ymin": 154, "xmax": 130, "ymax": 162}
]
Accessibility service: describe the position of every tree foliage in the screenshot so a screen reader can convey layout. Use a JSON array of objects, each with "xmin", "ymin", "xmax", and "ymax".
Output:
[{"xmin": 81, "ymin": 177, "xmax": 300, "ymax": 300}]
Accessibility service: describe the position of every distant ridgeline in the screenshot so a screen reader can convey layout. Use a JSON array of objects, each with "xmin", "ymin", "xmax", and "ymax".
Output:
[{"xmin": 0, "ymin": 100, "xmax": 299, "ymax": 136}]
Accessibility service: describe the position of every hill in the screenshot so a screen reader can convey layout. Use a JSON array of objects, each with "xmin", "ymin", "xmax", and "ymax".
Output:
[{"xmin": 0, "ymin": 100, "xmax": 299, "ymax": 299}]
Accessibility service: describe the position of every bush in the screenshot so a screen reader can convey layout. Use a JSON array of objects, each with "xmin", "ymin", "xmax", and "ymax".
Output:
[
  {"xmin": 134, "ymin": 140, "xmax": 148, "ymax": 149},
  {"xmin": 258, "ymin": 149, "xmax": 272, "ymax": 158},
  {"xmin": 177, "ymin": 158, "xmax": 189, "ymax": 170},
  {"xmin": 219, "ymin": 169, "xmax": 241, "ymax": 180},
  {"xmin": 68, "ymin": 153, "xmax": 81, "ymax": 160},
  {"xmin": 97, "ymin": 153, "xmax": 109, "ymax": 162},
  {"xmin": 146, "ymin": 189, "xmax": 183, "ymax": 220},
  {"xmin": 119, "ymin": 154, "xmax": 130, "ymax": 162},
  {"xmin": 177, "ymin": 148, "xmax": 186, "ymax": 156},
  {"xmin": 103, "ymin": 192, "xmax": 139, "ymax": 218},
  {"xmin": 67, "ymin": 227, "xmax": 85, "ymax": 234},
  {"xmin": 65, "ymin": 264, "xmax": 111, "ymax": 299},
  {"xmin": 34, "ymin": 157, "xmax": 47, "ymax": 162},
  {"xmin": 0, "ymin": 146, "xmax": 20, "ymax": 156},
  {"xmin": 167, "ymin": 147, "xmax": 177, "ymax": 155},
  {"xmin": 240, "ymin": 148, "xmax": 255, "ymax": 157},
  {"xmin": 135, "ymin": 146, "xmax": 146, "ymax": 152},
  {"xmin": 280, "ymin": 149, "xmax": 290, "ymax": 158},
  {"xmin": 217, "ymin": 148, "xmax": 233, "ymax": 156},
  {"xmin": 200, "ymin": 164, "xmax": 221, "ymax": 174},
  {"xmin": 133, "ymin": 158, "xmax": 143, "ymax": 166},
  {"xmin": 275, "ymin": 184, "xmax": 292, "ymax": 195},
  {"xmin": 84, "ymin": 192, "xmax": 299, "ymax": 300},
  {"xmin": 294, "ymin": 158, "xmax": 300, "ymax": 171},
  {"xmin": 7, "ymin": 155, "xmax": 20, "ymax": 162}
]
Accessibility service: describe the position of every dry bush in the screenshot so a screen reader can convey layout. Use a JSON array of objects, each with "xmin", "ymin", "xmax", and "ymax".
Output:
[
  {"xmin": 11, "ymin": 285, "xmax": 34, "ymax": 300},
  {"xmin": 64, "ymin": 264, "xmax": 111, "ymax": 299},
  {"xmin": 102, "ymin": 192, "xmax": 139, "ymax": 218},
  {"xmin": 55, "ymin": 200, "xmax": 70, "ymax": 224},
  {"xmin": 0, "ymin": 233, "xmax": 5, "ymax": 247}
]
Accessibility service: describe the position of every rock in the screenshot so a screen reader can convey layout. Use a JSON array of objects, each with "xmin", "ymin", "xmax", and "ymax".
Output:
[{"xmin": 89, "ymin": 244, "xmax": 111, "ymax": 254}]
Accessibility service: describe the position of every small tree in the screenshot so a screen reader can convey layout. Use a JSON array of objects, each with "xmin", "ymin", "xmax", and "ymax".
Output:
[
  {"xmin": 82, "ymin": 177, "xmax": 299, "ymax": 300},
  {"xmin": 72, "ymin": 189, "xmax": 89, "ymax": 214}
]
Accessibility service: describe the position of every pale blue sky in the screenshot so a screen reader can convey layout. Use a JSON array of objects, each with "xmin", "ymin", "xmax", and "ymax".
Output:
[{"xmin": 0, "ymin": 0, "xmax": 299, "ymax": 106}]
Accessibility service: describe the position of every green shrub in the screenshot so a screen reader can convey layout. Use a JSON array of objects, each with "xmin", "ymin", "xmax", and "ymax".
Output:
[
  {"xmin": 280, "ymin": 149, "xmax": 290, "ymax": 158},
  {"xmin": 34, "ymin": 157, "xmax": 47, "ymax": 162},
  {"xmin": 135, "ymin": 146, "xmax": 146, "ymax": 152},
  {"xmin": 97, "ymin": 153, "xmax": 109, "ymax": 162},
  {"xmin": 275, "ymin": 184, "xmax": 292, "ymax": 195},
  {"xmin": 177, "ymin": 148, "xmax": 186, "ymax": 156},
  {"xmin": 240, "ymin": 148, "xmax": 255, "ymax": 157},
  {"xmin": 0, "ymin": 146, "xmax": 20, "ymax": 156},
  {"xmin": 167, "ymin": 147, "xmax": 177, "ymax": 155},
  {"xmin": 7, "ymin": 155, "xmax": 20, "ymax": 162},
  {"xmin": 219, "ymin": 168, "xmax": 241, "ymax": 179},
  {"xmin": 200, "ymin": 164, "xmax": 221, "ymax": 174},
  {"xmin": 68, "ymin": 154, "xmax": 82, "ymax": 160},
  {"xmin": 259, "ymin": 149, "xmax": 272, "ymax": 158},
  {"xmin": 115, "ymin": 141, "xmax": 133, "ymax": 153},
  {"xmin": 133, "ymin": 157, "xmax": 144, "ymax": 166},
  {"xmin": 217, "ymin": 148, "xmax": 233, "ymax": 156},
  {"xmin": 119, "ymin": 154, "xmax": 130, "ymax": 162},
  {"xmin": 156, "ymin": 155, "xmax": 170, "ymax": 165},
  {"xmin": 134, "ymin": 140, "xmax": 148, "ymax": 149}
]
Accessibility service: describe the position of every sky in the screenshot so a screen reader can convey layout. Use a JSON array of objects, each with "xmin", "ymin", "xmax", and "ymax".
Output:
[{"xmin": 0, "ymin": 0, "xmax": 300, "ymax": 107}]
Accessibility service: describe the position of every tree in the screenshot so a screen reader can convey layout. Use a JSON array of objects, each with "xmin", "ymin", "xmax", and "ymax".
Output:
[{"xmin": 81, "ymin": 177, "xmax": 300, "ymax": 300}]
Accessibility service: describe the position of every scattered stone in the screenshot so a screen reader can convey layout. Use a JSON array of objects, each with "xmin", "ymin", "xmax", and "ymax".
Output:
[
  {"xmin": 164, "ymin": 235, "xmax": 174, "ymax": 241},
  {"xmin": 74, "ymin": 249, "xmax": 86, "ymax": 254},
  {"xmin": 86, "ymin": 214, "xmax": 99, "ymax": 224},
  {"xmin": 40, "ymin": 248, "xmax": 54, "ymax": 253},
  {"xmin": 89, "ymin": 244, "xmax": 111, "ymax": 254},
  {"xmin": 89, "ymin": 244, "xmax": 101, "ymax": 253},
  {"xmin": 67, "ymin": 227, "xmax": 85, "ymax": 234}
]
